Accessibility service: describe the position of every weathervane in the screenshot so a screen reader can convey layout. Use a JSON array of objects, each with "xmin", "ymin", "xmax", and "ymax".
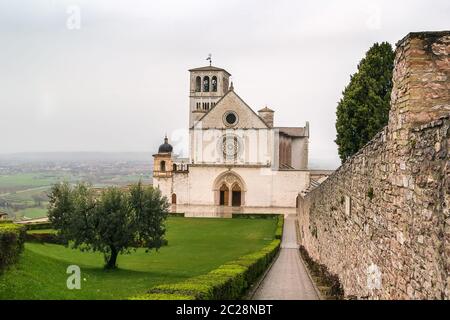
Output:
[{"xmin": 206, "ymin": 53, "xmax": 212, "ymax": 66}]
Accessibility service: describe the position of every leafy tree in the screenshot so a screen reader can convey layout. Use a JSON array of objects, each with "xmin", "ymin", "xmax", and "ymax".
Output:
[
  {"xmin": 48, "ymin": 181, "xmax": 169, "ymax": 269},
  {"xmin": 335, "ymin": 42, "xmax": 395, "ymax": 162}
]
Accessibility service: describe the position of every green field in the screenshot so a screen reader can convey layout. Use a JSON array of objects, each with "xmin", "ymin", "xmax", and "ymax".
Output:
[
  {"xmin": 0, "ymin": 173, "xmax": 70, "ymax": 190},
  {"xmin": 0, "ymin": 217, "xmax": 277, "ymax": 300},
  {"xmin": 0, "ymin": 173, "xmax": 153, "ymax": 221},
  {"xmin": 16, "ymin": 207, "xmax": 48, "ymax": 219}
]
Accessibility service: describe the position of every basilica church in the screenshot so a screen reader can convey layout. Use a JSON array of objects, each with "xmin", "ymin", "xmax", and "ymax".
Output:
[{"xmin": 152, "ymin": 64, "xmax": 310, "ymax": 208}]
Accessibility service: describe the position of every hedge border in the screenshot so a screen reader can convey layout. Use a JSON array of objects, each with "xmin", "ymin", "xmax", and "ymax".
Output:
[
  {"xmin": 0, "ymin": 223, "xmax": 26, "ymax": 272},
  {"xmin": 25, "ymin": 232, "xmax": 63, "ymax": 244},
  {"xmin": 169, "ymin": 212, "xmax": 185, "ymax": 218},
  {"xmin": 275, "ymin": 215, "xmax": 284, "ymax": 239},
  {"xmin": 131, "ymin": 215, "xmax": 284, "ymax": 300},
  {"xmin": 25, "ymin": 222, "xmax": 53, "ymax": 231},
  {"xmin": 232, "ymin": 213, "xmax": 279, "ymax": 220}
]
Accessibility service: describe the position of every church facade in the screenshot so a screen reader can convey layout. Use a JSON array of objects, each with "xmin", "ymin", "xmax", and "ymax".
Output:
[{"xmin": 152, "ymin": 65, "xmax": 310, "ymax": 208}]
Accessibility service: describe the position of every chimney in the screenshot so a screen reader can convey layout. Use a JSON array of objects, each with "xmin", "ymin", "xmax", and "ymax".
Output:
[{"xmin": 258, "ymin": 106, "xmax": 275, "ymax": 128}]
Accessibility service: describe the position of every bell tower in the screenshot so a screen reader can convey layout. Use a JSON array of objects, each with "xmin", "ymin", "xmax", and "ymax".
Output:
[{"xmin": 188, "ymin": 64, "xmax": 231, "ymax": 127}]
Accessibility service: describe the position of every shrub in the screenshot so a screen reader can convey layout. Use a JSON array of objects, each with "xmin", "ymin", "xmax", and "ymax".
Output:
[
  {"xmin": 131, "ymin": 238, "xmax": 282, "ymax": 300},
  {"xmin": 25, "ymin": 232, "xmax": 64, "ymax": 244},
  {"xmin": 25, "ymin": 222, "xmax": 53, "ymax": 231},
  {"xmin": 131, "ymin": 293, "xmax": 195, "ymax": 300},
  {"xmin": 232, "ymin": 214, "xmax": 279, "ymax": 220},
  {"xmin": 275, "ymin": 215, "xmax": 284, "ymax": 239},
  {"xmin": 0, "ymin": 223, "xmax": 26, "ymax": 272},
  {"xmin": 169, "ymin": 212, "xmax": 185, "ymax": 217}
]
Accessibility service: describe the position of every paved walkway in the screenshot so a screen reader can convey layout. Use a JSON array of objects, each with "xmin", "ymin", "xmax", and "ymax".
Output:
[
  {"xmin": 171, "ymin": 204, "xmax": 297, "ymax": 218},
  {"xmin": 252, "ymin": 214, "xmax": 319, "ymax": 300}
]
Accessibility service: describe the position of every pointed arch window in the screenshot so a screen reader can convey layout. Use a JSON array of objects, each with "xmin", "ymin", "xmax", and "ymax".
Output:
[{"xmin": 203, "ymin": 76, "xmax": 210, "ymax": 92}]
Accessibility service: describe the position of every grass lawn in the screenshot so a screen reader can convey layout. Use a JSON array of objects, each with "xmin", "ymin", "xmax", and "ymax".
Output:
[
  {"xmin": 0, "ymin": 217, "xmax": 277, "ymax": 300},
  {"xmin": 17, "ymin": 207, "xmax": 48, "ymax": 219}
]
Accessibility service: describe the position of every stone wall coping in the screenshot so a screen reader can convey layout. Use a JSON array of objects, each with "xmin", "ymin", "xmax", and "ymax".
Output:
[
  {"xmin": 300, "ymin": 115, "xmax": 449, "ymax": 199},
  {"xmin": 396, "ymin": 31, "xmax": 450, "ymax": 47}
]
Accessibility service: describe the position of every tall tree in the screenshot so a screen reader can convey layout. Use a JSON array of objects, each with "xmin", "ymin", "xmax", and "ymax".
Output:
[
  {"xmin": 48, "ymin": 181, "xmax": 169, "ymax": 269},
  {"xmin": 335, "ymin": 42, "xmax": 395, "ymax": 162}
]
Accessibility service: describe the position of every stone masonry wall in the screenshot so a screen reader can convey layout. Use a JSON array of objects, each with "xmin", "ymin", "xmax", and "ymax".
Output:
[{"xmin": 298, "ymin": 32, "xmax": 450, "ymax": 299}]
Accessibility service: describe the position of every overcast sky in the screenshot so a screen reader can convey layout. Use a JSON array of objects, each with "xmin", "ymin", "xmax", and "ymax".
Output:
[{"xmin": 0, "ymin": 0, "xmax": 448, "ymax": 168}]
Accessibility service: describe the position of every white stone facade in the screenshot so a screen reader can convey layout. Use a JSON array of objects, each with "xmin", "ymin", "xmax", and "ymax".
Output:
[{"xmin": 153, "ymin": 65, "xmax": 310, "ymax": 208}]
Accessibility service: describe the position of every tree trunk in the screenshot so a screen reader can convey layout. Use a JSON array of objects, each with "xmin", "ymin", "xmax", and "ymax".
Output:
[{"xmin": 105, "ymin": 246, "xmax": 118, "ymax": 269}]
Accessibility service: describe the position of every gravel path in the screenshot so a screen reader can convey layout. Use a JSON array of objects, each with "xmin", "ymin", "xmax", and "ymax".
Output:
[{"xmin": 252, "ymin": 215, "xmax": 319, "ymax": 300}]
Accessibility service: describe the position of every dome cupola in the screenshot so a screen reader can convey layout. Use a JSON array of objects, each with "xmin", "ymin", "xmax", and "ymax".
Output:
[{"xmin": 158, "ymin": 135, "xmax": 173, "ymax": 153}]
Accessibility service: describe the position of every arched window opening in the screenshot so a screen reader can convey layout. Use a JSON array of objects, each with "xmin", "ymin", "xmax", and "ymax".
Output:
[
  {"xmin": 212, "ymin": 76, "xmax": 217, "ymax": 92},
  {"xmin": 173, "ymin": 164, "xmax": 177, "ymax": 171},
  {"xmin": 171, "ymin": 193, "xmax": 177, "ymax": 204},
  {"xmin": 195, "ymin": 76, "xmax": 201, "ymax": 92},
  {"xmin": 160, "ymin": 161, "xmax": 166, "ymax": 172},
  {"xmin": 203, "ymin": 76, "xmax": 210, "ymax": 92}
]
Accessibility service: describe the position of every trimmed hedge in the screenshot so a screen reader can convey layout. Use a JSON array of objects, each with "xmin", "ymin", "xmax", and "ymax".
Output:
[
  {"xmin": 0, "ymin": 223, "xmax": 26, "ymax": 272},
  {"xmin": 131, "ymin": 293, "xmax": 195, "ymax": 300},
  {"xmin": 232, "ymin": 214, "xmax": 279, "ymax": 220},
  {"xmin": 131, "ymin": 238, "xmax": 281, "ymax": 300},
  {"xmin": 25, "ymin": 232, "xmax": 63, "ymax": 244},
  {"xmin": 25, "ymin": 222, "xmax": 53, "ymax": 231},
  {"xmin": 169, "ymin": 212, "xmax": 185, "ymax": 218},
  {"xmin": 275, "ymin": 215, "xmax": 284, "ymax": 240}
]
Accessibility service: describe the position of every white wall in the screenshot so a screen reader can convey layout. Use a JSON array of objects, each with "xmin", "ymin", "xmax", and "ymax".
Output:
[
  {"xmin": 292, "ymin": 137, "xmax": 308, "ymax": 170},
  {"xmin": 172, "ymin": 166, "xmax": 309, "ymax": 207},
  {"xmin": 190, "ymin": 128, "xmax": 274, "ymax": 166}
]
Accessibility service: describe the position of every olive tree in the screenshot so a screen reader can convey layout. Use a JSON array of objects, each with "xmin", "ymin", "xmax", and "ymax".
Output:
[{"xmin": 48, "ymin": 181, "xmax": 169, "ymax": 269}]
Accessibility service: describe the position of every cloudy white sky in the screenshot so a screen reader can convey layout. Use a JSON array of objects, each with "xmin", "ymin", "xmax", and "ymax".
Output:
[{"xmin": 0, "ymin": 0, "xmax": 448, "ymax": 168}]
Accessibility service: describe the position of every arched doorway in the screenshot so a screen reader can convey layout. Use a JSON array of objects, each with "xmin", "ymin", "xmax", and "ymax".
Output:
[
  {"xmin": 213, "ymin": 171, "xmax": 246, "ymax": 207},
  {"xmin": 171, "ymin": 193, "xmax": 177, "ymax": 204},
  {"xmin": 231, "ymin": 184, "xmax": 241, "ymax": 207},
  {"xmin": 219, "ymin": 184, "xmax": 229, "ymax": 206}
]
